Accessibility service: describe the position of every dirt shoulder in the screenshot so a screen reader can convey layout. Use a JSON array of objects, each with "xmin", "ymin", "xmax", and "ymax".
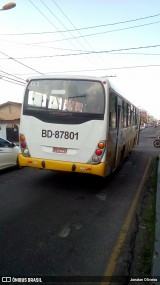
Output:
[{"xmin": 128, "ymin": 157, "xmax": 158, "ymax": 284}]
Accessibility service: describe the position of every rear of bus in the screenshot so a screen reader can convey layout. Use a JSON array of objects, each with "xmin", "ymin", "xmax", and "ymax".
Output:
[{"xmin": 18, "ymin": 76, "xmax": 109, "ymax": 177}]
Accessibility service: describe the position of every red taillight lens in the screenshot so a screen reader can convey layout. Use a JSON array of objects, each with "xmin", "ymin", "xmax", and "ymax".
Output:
[
  {"xmin": 95, "ymin": 149, "xmax": 102, "ymax": 156},
  {"xmin": 21, "ymin": 142, "xmax": 26, "ymax": 148}
]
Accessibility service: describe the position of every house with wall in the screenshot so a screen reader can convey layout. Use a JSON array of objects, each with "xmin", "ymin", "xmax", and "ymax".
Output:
[{"xmin": 0, "ymin": 101, "xmax": 21, "ymax": 142}]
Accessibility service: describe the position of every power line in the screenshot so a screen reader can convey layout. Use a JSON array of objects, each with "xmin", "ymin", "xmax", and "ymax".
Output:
[
  {"xmin": 1, "ymin": 43, "xmax": 160, "ymax": 60},
  {"xmin": 0, "ymin": 76, "xmax": 25, "ymax": 86},
  {"xmin": 0, "ymin": 17, "xmax": 159, "ymax": 54},
  {"xmin": 28, "ymin": 0, "xmax": 61, "ymax": 32},
  {"xmin": 28, "ymin": 0, "xmax": 89, "ymax": 52},
  {"xmin": 1, "ymin": 78, "xmax": 24, "ymax": 86},
  {"xmin": 32, "ymin": 20, "xmax": 160, "ymax": 44},
  {"xmin": 3, "ymin": 75, "xmax": 25, "ymax": 85},
  {"xmin": 40, "ymin": 0, "xmax": 101, "ymax": 65},
  {"xmin": 0, "ymin": 38, "xmax": 85, "ymax": 53},
  {"xmin": 1, "ymin": 11, "xmax": 160, "ymax": 36},
  {"xmin": 44, "ymin": 63, "xmax": 160, "ymax": 74},
  {"xmin": 51, "ymin": 0, "xmax": 109, "ymax": 69},
  {"xmin": 1, "ymin": 52, "xmax": 160, "ymax": 60},
  {"xmin": 5, "ymin": 43, "xmax": 160, "ymax": 59},
  {"xmin": 28, "ymin": 0, "xmax": 102, "ymax": 69},
  {"xmin": 0, "ymin": 50, "xmax": 44, "ymax": 75},
  {"xmin": 106, "ymin": 52, "xmax": 160, "ymax": 56},
  {"xmin": 13, "ymin": 62, "xmax": 160, "ymax": 77},
  {"xmin": 0, "ymin": 69, "xmax": 25, "ymax": 83}
]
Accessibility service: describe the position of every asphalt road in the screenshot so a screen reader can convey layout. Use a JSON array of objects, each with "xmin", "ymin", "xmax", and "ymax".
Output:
[{"xmin": 0, "ymin": 126, "xmax": 159, "ymax": 284}]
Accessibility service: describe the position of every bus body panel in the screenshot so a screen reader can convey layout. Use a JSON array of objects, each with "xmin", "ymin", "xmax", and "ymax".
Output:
[
  {"xmin": 20, "ymin": 115, "xmax": 107, "ymax": 164},
  {"xmin": 18, "ymin": 75, "xmax": 140, "ymax": 177},
  {"xmin": 18, "ymin": 154, "xmax": 108, "ymax": 177}
]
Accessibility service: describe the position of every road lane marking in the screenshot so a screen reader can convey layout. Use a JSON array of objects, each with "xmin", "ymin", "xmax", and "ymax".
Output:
[
  {"xmin": 58, "ymin": 223, "xmax": 83, "ymax": 238},
  {"xmin": 101, "ymin": 156, "xmax": 152, "ymax": 285},
  {"xmin": 58, "ymin": 223, "xmax": 71, "ymax": 238},
  {"xmin": 96, "ymin": 193, "xmax": 106, "ymax": 201}
]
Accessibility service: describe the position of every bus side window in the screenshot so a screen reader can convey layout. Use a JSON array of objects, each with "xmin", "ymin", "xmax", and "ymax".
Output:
[
  {"xmin": 132, "ymin": 107, "xmax": 136, "ymax": 125},
  {"xmin": 135, "ymin": 108, "xmax": 140, "ymax": 125},
  {"xmin": 109, "ymin": 91, "xmax": 117, "ymax": 129},
  {"xmin": 123, "ymin": 101, "xmax": 127, "ymax": 127},
  {"xmin": 121, "ymin": 107, "xmax": 124, "ymax": 128},
  {"xmin": 128, "ymin": 104, "xmax": 131, "ymax": 126}
]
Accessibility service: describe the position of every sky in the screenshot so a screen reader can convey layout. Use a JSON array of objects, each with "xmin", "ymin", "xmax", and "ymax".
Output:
[{"xmin": 0, "ymin": 0, "xmax": 160, "ymax": 119}]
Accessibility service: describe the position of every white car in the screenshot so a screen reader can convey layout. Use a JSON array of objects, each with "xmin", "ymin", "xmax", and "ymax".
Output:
[
  {"xmin": 0, "ymin": 137, "xmax": 19, "ymax": 170},
  {"xmin": 140, "ymin": 125, "xmax": 145, "ymax": 131}
]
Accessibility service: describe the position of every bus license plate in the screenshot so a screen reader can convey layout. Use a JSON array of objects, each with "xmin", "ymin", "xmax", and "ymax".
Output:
[{"xmin": 53, "ymin": 147, "xmax": 67, "ymax": 154}]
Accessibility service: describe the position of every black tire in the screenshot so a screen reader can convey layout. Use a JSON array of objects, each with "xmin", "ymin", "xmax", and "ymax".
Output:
[
  {"xmin": 16, "ymin": 157, "xmax": 22, "ymax": 169},
  {"xmin": 153, "ymin": 140, "xmax": 160, "ymax": 148},
  {"xmin": 119, "ymin": 148, "xmax": 125, "ymax": 169}
]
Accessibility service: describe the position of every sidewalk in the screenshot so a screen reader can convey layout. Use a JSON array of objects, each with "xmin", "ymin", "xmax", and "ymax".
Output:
[{"xmin": 152, "ymin": 155, "xmax": 160, "ymax": 281}]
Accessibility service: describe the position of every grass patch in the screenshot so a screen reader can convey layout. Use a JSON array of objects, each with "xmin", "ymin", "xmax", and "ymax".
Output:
[{"xmin": 139, "ymin": 156, "xmax": 158, "ymax": 275}]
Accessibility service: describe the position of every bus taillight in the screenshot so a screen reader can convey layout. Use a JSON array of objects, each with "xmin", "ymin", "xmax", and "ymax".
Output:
[
  {"xmin": 20, "ymin": 135, "xmax": 25, "ymax": 141},
  {"xmin": 95, "ymin": 149, "xmax": 102, "ymax": 156},
  {"xmin": 19, "ymin": 134, "xmax": 30, "ymax": 157},
  {"xmin": 91, "ymin": 141, "xmax": 105, "ymax": 164},
  {"xmin": 21, "ymin": 142, "xmax": 26, "ymax": 148},
  {"xmin": 98, "ymin": 142, "xmax": 105, "ymax": 149}
]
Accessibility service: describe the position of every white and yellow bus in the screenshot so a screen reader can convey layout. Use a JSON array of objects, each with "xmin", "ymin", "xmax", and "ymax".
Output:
[{"xmin": 18, "ymin": 75, "xmax": 140, "ymax": 177}]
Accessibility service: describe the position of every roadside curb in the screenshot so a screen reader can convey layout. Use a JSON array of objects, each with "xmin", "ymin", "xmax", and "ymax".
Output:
[{"xmin": 152, "ymin": 155, "xmax": 160, "ymax": 281}]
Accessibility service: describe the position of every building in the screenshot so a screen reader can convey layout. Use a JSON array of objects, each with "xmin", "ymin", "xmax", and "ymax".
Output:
[{"xmin": 0, "ymin": 101, "xmax": 21, "ymax": 142}]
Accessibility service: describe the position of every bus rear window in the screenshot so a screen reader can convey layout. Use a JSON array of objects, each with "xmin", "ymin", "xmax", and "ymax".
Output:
[{"xmin": 24, "ymin": 79, "xmax": 105, "ymax": 115}]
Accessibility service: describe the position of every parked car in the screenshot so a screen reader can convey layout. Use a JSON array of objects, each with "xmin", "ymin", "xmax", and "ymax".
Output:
[
  {"xmin": 140, "ymin": 125, "xmax": 145, "ymax": 131},
  {"xmin": 0, "ymin": 137, "xmax": 19, "ymax": 170}
]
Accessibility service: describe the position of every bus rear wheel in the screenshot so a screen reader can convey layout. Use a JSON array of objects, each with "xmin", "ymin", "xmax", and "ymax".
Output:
[{"xmin": 119, "ymin": 148, "xmax": 125, "ymax": 169}]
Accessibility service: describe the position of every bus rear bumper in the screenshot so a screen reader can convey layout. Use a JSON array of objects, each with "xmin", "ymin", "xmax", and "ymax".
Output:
[{"xmin": 18, "ymin": 154, "xmax": 108, "ymax": 177}]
